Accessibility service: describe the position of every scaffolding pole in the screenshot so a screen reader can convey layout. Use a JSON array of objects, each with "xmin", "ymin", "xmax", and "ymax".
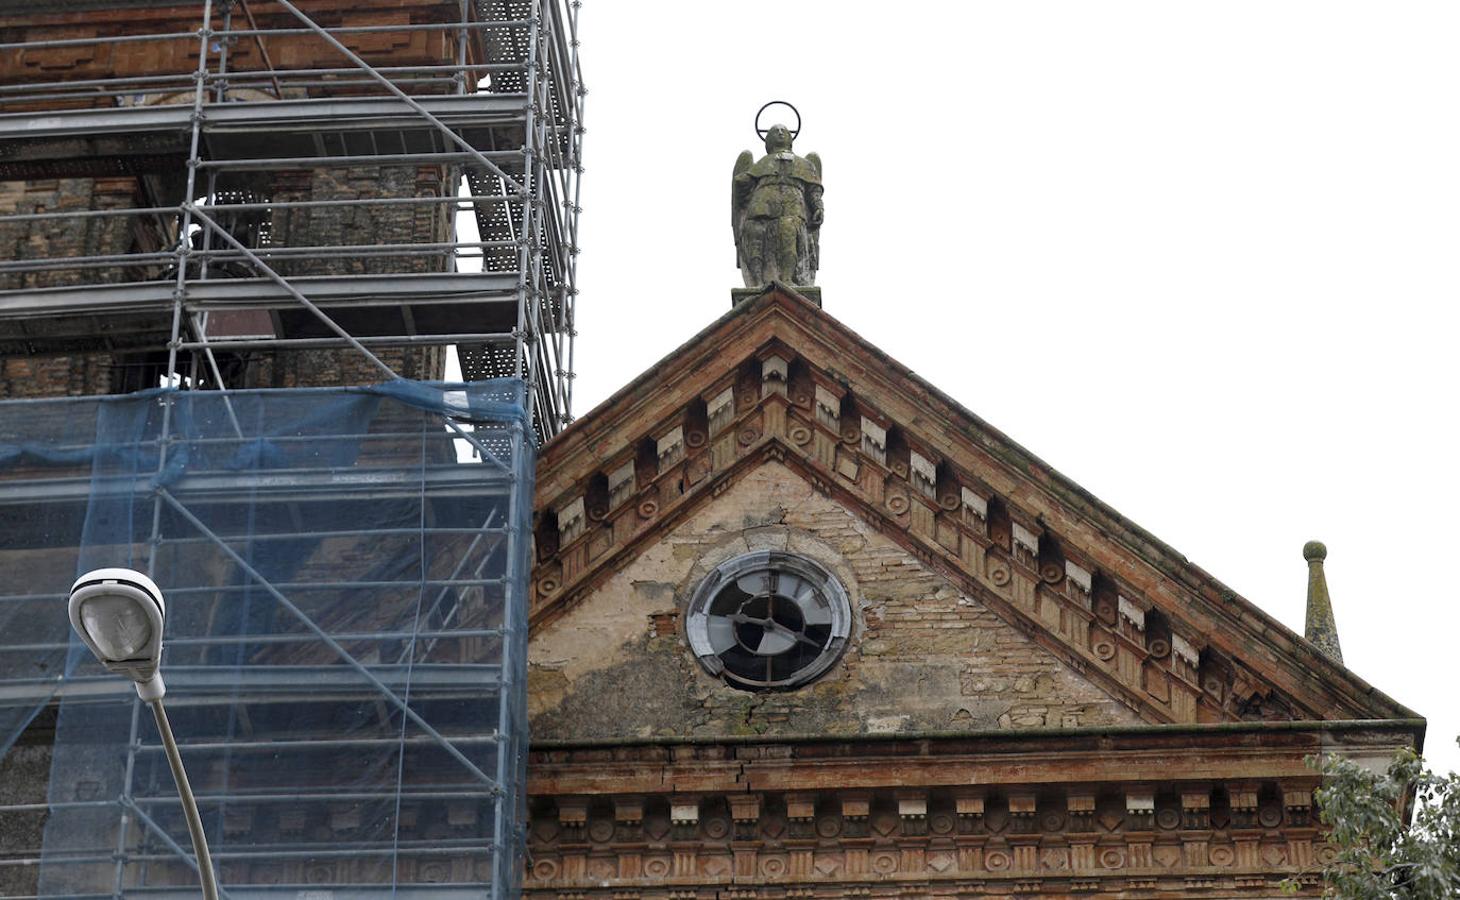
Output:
[
  {"xmin": 0, "ymin": 0, "xmax": 583, "ymax": 437},
  {"xmin": 0, "ymin": 2, "xmax": 571, "ymax": 892}
]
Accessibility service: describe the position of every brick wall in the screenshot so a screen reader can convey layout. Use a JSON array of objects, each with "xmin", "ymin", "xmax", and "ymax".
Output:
[
  {"xmin": 0, "ymin": 0, "xmax": 470, "ymax": 110},
  {"xmin": 0, "ymin": 353, "xmax": 114, "ymax": 398},
  {"xmin": 268, "ymin": 165, "xmax": 451, "ymax": 278},
  {"xmin": 0, "ymin": 161, "xmax": 452, "ymax": 396},
  {"xmin": 0, "ymin": 175, "xmax": 154, "ymax": 397},
  {"xmin": 254, "ymin": 164, "xmax": 452, "ymax": 387},
  {"xmin": 0, "ymin": 176, "xmax": 148, "ymax": 291},
  {"xmin": 528, "ymin": 463, "xmax": 1141, "ymax": 741},
  {"xmin": 244, "ymin": 345, "xmax": 447, "ymax": 389},
  {"xmin": 0, "ymin": 0, "xmax": 470, "ymax": 399}
]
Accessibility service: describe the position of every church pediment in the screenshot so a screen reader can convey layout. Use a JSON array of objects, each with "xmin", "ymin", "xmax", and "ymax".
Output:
[
  {"xmin": 532, "ymin": 286, "xmax": 1412, "ymax": 728},
  {"xmin": 530, "ymin": 460, "xmax": 1146, "ymax": 740}
]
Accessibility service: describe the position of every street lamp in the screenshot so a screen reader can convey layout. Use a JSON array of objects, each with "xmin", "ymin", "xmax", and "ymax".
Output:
[{"xmin": 68, "ymin": 568, "xmax": 219, "ymax": 900}]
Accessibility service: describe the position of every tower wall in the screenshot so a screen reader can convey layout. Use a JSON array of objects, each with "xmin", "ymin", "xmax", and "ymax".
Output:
[{"xmin": 0, "ymin": 1, "xmax": 575, "ymax": 895}]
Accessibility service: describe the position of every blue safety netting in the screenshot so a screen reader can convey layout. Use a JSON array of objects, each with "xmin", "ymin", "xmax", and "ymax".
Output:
[{"xmin": 0, "ymin": 380, "xmax": 533, "ymax": 899}]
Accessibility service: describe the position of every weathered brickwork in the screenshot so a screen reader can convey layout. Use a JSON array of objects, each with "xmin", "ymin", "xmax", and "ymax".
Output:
[
  {"xmin": 267, "ymin": 165, "xmax": 450, "ymax": 278},
  {"xmin": 0, "ymin": 175, "xmax": 150, "ymax": 288},
  {"xmin": 0, "ymin": 352, "xmax": 113, "ymax": 398},
  {"xmin": 533, "ymin": 290, "xmax": 1406, "ymax": 729},
  {"xmin": 0, "ymin": 175, "xmax": 153, "ymax": 394},
  {"xmin": 0, "ymin": 161, "xmax": 451, "ymax": 396},
  {"xmin": 529, "ymin": 464, "xmax": 1140, "ymax": 741},
  {"xmin": 0, "ymin": 0, "xmax": 469, "ymax": 109}
]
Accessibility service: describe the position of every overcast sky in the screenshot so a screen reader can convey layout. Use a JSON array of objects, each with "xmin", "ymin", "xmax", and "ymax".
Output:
[{"xmin": 565, "ymin": 1, "xmax": 1460, "ymax": 776}]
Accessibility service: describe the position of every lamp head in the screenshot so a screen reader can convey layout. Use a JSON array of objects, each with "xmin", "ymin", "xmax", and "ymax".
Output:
[{"xmin": 68, "ymin": 568, "xmax": 167, "ymax": 700}]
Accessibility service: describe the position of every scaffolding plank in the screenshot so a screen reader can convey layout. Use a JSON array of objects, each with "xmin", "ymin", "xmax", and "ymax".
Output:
[
  {"xmin": 0, "ymin": 94, "xmax": 529, "ymax": 142},
  {"xmin": 0, "ymin": 272, "xmax": 519, "ymax": 318},
  {"xmin": 0, "ymin": 663, "xmax": 503, "ymax": 704},
  {"xmin": 0, "ymin": 463, "xmax": 514, "ymax": 506}
]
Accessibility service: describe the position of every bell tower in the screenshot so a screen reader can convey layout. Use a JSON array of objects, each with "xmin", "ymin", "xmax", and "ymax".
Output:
[
  {"xmin": 0, "ymin": 0, "xmax": 583, "ymax": 434},
  {"xmin": 0, "ymin": 2, "xmax": 583, "ymax": 896}
]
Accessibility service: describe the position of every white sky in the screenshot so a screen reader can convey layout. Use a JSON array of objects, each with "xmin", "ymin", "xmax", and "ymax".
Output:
[{"xmin": 567, "ymin": 1, "xmax": 1460, "ymax": 776}]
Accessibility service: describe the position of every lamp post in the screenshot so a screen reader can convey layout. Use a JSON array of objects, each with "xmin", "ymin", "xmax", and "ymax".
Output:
[{"xmin": 68, "ymin": 567, "xmax": 220, "ymax": 900}]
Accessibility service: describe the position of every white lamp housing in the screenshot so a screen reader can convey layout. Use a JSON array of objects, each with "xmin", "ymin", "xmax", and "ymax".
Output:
[{"xmin": 68, "ymin": 567, "xmax": 167, "ymax": 701}]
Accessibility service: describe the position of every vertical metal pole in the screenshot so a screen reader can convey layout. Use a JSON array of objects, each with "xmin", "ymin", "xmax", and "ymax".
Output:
[
  {"xmin": 492, "ymin": 411, "xmax": 529, "ymax": 900},
  {"xmin": 214, "ymin": 6, "xmax": 230, "ymax": 103},
  {"xmin": 200, "ymin": 172, "xmax": 216, "ymax": 282},
  {"xmin": 188, "ymin": 185, "xmax": 246, "ymax": 433},
  {"xmin": 451, "ymin": 0, "xmax": 469, "ymax": 278},
  {"xmin": 144, "ymin": 7, "xmax": 210, "ymax": 892},
  {"xmin": 563, "ymin": 0, "xmax": 585, "ymax": 423},
  {"xmin": 164, "ymin": 0, "xmax": 213, "ymax": 387},
  {"xmin": 514, "ymin": 3, "xmax": 542, "ymax": 434},
  {"xmin": 456, "ymin": 0, "xmax": 470, "ymax": 96},
  {"xmin": 530, "ymin": 9, "xmax": 554, "ymax": 429},
  {"xmin": 152, "ymin": 0, "xmax": 213, "ymax": 582}
]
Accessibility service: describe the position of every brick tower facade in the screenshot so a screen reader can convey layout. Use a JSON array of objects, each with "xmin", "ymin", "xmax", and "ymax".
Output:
[{"xmin": 0, "ymin": 1, "xmax": 578, "ymax": 895}]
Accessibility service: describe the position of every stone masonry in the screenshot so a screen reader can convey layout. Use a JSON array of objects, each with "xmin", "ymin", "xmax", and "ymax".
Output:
[{"xmin": 530, "ymin": 463, "xmax": 1140, "ymax": 741}]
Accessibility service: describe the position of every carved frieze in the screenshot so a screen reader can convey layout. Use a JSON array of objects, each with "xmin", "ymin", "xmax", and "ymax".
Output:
[{"xmin": 526, "ymin": 778, "xmax": 1327, "ymax": 897}]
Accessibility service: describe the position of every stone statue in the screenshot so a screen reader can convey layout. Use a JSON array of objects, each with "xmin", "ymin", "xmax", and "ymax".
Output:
[{"xmin": 733, "ymin": 124, "xmax": 823, "ymax": 287}]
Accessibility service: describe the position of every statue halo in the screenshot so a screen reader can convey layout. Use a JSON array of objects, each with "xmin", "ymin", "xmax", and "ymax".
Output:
[{"xmin": 754, "ymin": 101, "xmax": 801, "ymax": 141}]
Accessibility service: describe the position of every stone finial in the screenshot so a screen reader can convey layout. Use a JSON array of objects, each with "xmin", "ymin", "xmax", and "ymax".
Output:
[{"xmin": 1303, "ymin": 540, "xmax": 1343, "ymax": 664}]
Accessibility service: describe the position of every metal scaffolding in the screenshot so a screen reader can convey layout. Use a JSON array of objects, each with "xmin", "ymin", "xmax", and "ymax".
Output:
[
  {"xmin": 0, "ymin": 2, "xmax": 575, "ymax": 894},
  {"xmin": 0, "ymin": 383, "xmax": 535, "ymax": 898},
  {"xmin": 0, "ymin": 0, "xmax": 584, "ymax": 436}
]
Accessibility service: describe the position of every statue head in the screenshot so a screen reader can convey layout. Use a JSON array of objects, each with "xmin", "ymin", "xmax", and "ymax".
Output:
[{"xmin": 764, "ymin": 124, "xmax": 794, "ymax": 154}]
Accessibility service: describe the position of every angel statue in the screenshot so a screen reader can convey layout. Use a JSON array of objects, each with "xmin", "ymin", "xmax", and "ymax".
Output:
[{"xmin": 732, "ymin": 123, "xmax": 823, "ymax": 287}]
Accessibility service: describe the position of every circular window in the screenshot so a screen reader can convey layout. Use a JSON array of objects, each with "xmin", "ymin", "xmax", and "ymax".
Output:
[{"xmin": 685, "ymin": 551, "xmax": 851, "ymax": 691}]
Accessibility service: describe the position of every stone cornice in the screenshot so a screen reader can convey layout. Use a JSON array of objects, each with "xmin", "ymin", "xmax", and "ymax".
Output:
[
  {"xmin": 533, "ymin": 286, "xmax": 1416, "ymax": 729},
  {"xmin": 524, "ymin": 728, "xmax": 1419, "ymax": 897},
  {"xmin": 528, "ymin": 723, "xmax": 1418, "ymax": 795},
  {"xmin": 530, "ymin": 717, "xmax": 1427, "ymax": 752},
  {"xmin": 521, "ymin": 731, "xmax": 1418, "ymax": 898}
]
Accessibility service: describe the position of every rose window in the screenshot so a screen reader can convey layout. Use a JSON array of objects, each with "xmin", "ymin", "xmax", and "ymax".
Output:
[{"xmin": 685, "ymin": 551, "xmax": 850, "ymax": 690}]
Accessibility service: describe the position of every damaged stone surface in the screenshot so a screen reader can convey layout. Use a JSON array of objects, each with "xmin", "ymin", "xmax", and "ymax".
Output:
[{"xmin": 528, "ymin": 463, "xmax": 1140, "ymax": 740}]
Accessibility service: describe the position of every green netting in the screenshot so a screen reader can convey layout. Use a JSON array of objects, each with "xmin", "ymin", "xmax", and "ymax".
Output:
[{"xmin": 0, "ymin": 380, "xmax": 532, "ymax": 899}]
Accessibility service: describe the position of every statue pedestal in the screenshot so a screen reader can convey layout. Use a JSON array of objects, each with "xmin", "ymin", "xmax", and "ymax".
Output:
[{"xmin": 731, "ymin": 285, "xmax": 821, "ymax": 309}]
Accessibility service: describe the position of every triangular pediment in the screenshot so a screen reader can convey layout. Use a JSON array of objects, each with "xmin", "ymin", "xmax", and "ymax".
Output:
[
  {"xmin": 532, "ymin": 286, "xmax": 1414, "ymax": 728},
  {"xmin": 530, "ymin": 460, "xmax": 1146, "ymax": 740}
]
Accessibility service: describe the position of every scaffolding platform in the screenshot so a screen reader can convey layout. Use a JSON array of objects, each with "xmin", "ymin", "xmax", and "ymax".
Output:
[
  {"xmin": 0, "ymin": 2, "xmax": 570, "ymax": 894},
  {"xmin": 0, "ymin": 381, "xmax": 534, "ymax": 899},
  {"xmin": 0, "ymin": 272, "xmax": 522, "ymax": 353},
  {"xmin": 0, "ymin": 93, "xmax": 531, "ymax": 143},
  {"xmin": 0, "ymin": 0, "xmax": 583, "ymax": 433}
]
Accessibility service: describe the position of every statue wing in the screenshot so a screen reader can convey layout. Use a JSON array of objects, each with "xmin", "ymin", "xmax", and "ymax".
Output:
[
  {"xmin": 732, "ymin": 150, "xmax": 753, "ymax": 222},
  {"xmin": 732, "ymin": 150, "xmax": 753, "ymax": 262},
  {"xmin": 806, "ymin": 151, "xmax": 822, "ymax": 178}
]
